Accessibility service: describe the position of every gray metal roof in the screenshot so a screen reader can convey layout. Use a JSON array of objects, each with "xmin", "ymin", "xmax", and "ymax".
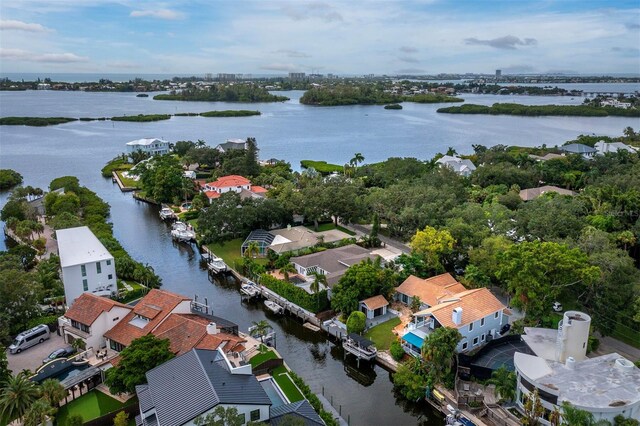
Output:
[
  {"xmin": 142, "ymin": 349, "xmax": 271, "ymax": 425},
  {"xmin": 347, "ymin": 333, "xmax": 374, "ymax": 348},
  {"xmin": 560, "ymin": 143, "xmax": 597, "ymax": 154},
  {"xmin": 270, "ymin": 401, "xmax": 325, "ymax": 426},
  {"xmin": 243, "ymin": 229, "xmax": 275, "ymax": 246},
  {"xmin": 136, "ymin": 384, "xmax": 153, "ymax": 413}
]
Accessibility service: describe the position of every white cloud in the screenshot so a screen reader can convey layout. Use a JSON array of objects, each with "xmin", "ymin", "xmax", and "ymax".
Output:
[
  {"xmin": 0, "ymin": 48, "xmax": 89, "ymax": 63},
  {"xmin": 0, "ymin": 19, "xmax": 51, "ymax": 32},
  {"xmin": 130, "ymin": 9, "xmax": 185, "ymax": 20},
  {"xmin": 273, "ymin": 49, "xmax": 311, "ymax": 58},
  {"xmin": 260, "ymin": 62, "xmax": 301, "ymax": 72}
]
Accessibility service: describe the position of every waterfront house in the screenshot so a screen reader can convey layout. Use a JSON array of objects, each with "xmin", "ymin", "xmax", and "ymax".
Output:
[
  {"xmin": 241, "ymin": 225, "xmax": 353, "ymax": 257},
  {"xmin": 600, "ymin": 99, "xmax": 632, "ymax": 109},
  {"xmin": 59, "ymin": 293, "xmax": 132, "ymax": 352},
  {"xmin": 202, "ymin": 175, "xmax": 267, "ymax": 203},
  {"xmin": 519, "ymin": 185, "xmax": 577, "ymax": 201},
  {"xmin": 27, "ymin": 187, "xmax": 64, "ymax": 216},
  {"xmin": 395, "ymin": 273, "xmax": 466, "ymax": 310},
  {"xmin": 401, "ymin": 288, "xmax": 508, "ymax": 356},
  {"xmin": 56, "ymin": 226, "xmax": 117, "ymax": 305},
  {"xmin": 215, "ymin": 138, "xmax": 247, "ymax": 153},
  {"xmin": 104, "ymin": 289, "xmax": 247, "ymax": 361},
  {"xmin": 126, "ymin": 138, "xmax": 170, "ymax": 156},
  {"xmin": 270, "ymin": 400, "xmax": 325, "ymax": 426},
  {"xmin": 290, "ymin": 244, "xmax": 378, "ymax": 288},
  {"xmin": 436, "ymin": 155, "xmax": 476, "ymax": 177},
  {"xmin": 528, "ymin": 153, "xmax": 565, "ymax": 162},
  {"xmin": 594, "ymin": 140, "xmax": 637, "ymax": 155},
  {"xmin": 560, "ymin": 143, "xmax": 597, "ymax": 158},
  {"xmin": 135, "ymin": 348, "xmax": 271, "ymax": 426},
  {"xmin": 359, "ymin": 295, "xmax": 389, "ymax": 319}
]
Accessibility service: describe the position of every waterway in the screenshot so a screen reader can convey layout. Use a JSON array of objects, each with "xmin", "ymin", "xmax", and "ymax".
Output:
[{"xmin": 1, "ymin": 89, "xmax": 639, "ymax": 425}]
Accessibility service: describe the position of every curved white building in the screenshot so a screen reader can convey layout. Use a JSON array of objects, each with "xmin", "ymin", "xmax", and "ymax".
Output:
[{"xmin": 555, "ymin": 310, "xmax": 591, "ymax": 362}]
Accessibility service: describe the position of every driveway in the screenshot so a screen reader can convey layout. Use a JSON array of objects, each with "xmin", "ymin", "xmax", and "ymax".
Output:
[{"xmin": 6, "ymin": 332, "xmax": 66, "ymax": 375}]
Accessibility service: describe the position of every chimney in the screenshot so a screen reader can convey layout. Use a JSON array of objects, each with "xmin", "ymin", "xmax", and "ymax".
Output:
[
  {"xmin": 206, "ymin": 322, "xmax": 218, "ymax": 335},
  {"xmin": 565, "ymin": 356, "xmax": 576, "ymax": 370},
  {"xmin": 452, "ymin": 307, "xmax": 463, "ymax": 326}
]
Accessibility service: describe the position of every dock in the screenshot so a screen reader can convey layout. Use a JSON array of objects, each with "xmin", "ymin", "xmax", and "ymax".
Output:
[
  {"xmin": 111, "ymin": 171, "xmax": 136, "ymax": 192},
  {"xmin": 303, "ymin": 322, "xmax": 321, "ymax": 332},
  {"xmin": 257, "ymin": 285, "xmax": 321, "ymax": 327}
]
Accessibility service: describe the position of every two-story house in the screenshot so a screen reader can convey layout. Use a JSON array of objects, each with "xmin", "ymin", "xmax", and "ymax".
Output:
[
  {"xmin": 125, "ymin": 138, "xmax": 170, "ymax": 156},
  {"xmin": 401, "ymin": 288, "xmax": 508, "ymax": 356},
  {"xmin": 59, "ymin": 293, "xmax": 132, "ymax": 352},
  {"xmin": 202, "ymin": 175, "xmax": 267, "ymax": 203},
  {"xmin": 56, "ymin": 226, "xmax": 117, "ymax": 305},
  {"xmin": 395, "ymin": 273, "xmax": 466, "ymax": 311}
]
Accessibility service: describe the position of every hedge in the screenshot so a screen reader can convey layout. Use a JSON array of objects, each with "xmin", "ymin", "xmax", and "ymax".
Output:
[
  {"xmin": 260, "ymin": 274, "xmax": 329, "ymax": 313},
  {"xmin": 288, "ymin": 370, "xmax": 339, "ymax": 426}
]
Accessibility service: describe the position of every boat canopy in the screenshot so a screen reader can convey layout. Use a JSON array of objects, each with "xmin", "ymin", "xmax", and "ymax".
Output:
[{"xmin": 347, "ymin": 333, "xmax": 374, "ymax": 348}]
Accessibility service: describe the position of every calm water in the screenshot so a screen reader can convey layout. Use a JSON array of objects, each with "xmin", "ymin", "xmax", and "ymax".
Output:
[{"xmin": 1, "ymin": 89, "xmax": 639, "ymax": 425}]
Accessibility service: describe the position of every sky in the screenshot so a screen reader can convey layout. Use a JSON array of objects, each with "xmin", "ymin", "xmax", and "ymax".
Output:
[{"xmin": 1, "ymin": 0, "xmax": 639, "ymax": 76}]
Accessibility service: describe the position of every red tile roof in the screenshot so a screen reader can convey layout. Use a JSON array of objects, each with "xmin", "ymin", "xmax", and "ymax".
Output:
[
  {"xmin": 203, "ymin": 191, "xmax": 221, "ymax": 199},
  {"xmin": 104, "ymin": 289, "xmax": 190, "ymax": 346},
  {"xmin": 250, "ymin": 185, "xmax": 268, "ymax": 194},
  {"xmin": 396, "ymin": 273, "xmax": 467, "ymax": 306},
  {"xmin": 206, "ymin": 175, "xmax": 250, "ymax": 189},
  {"xmin": 415, "ymin": 288, "xmax": 506, "ymax": 328},
  {"xmin": 361, "ymin": 295, "xmax": 389, "ymax": 311},
  {"xmin": 64, "ymin": 293, "xmax": 131, "ymax": 326}
]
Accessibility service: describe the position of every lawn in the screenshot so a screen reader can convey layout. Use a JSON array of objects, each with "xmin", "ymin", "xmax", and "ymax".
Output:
[
  {"xmin": 365, "ymin": 317, "xmax": 401, "ymax": 350},
  {"xmin": 205, "ymin": 238, "xmax": 268, "ymax": 268},
  {"xmin": 300, "ymin": 160, "xmax": 343, "ymax": 174},
  {"xmin": 314, "ymin": 222, "xmax": 356, "ymax": 236},
  {"xmin": 56, "ymin": 390, "xmax": 131, "ymax": 425},
  {"xmin": 249, "ymin": 348, "xmax": 278, "ymax": 367},
  {"xmin": 116, "ymin": 171, "xmax": 141, "ymax": 189},
  {"xmin": 272, "ymin": 366, "xmax": 304, "ymax": 402}
]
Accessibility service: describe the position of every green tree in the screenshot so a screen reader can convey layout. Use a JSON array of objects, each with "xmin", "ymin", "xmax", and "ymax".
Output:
[
  {"xmin": 560, "ymin": 401, "xmax": 599, "ymax": 426},
  {"xmin": 410, "ymin": 296, "xmax": 421, "ymax": 313},
  {"xmin": 409, "ymin": 226, "xmax": 455, "ymax": 271},
  {"xmin": 0, "ymin": 373, "xmax": 41, "ymax": 424},
  {"xmin": 194, "ymin": 406, "xmax": 243, "ymax": 426},
  {"xmin": 105, "ymin": 335, "xmax": 174, "ymax": 394},
  {"xmin": 279, "ymin": 263, "xmax": 296, "ymax": 282},
  {"xmin": 244, "ymin": 137, "xmax": 261, "ymax": 177},
  {"xmin": 392, "ymin": 357, "xmax": 428, "ymax": 401},
  {"xmin": 138, "ymin": 155, "xmax": 185, "ymax": 203},
  {"xmin": 487, "ymin": 366, "xmax": 516, "ymax": 402},
  {"xmin": 346, "ymin": 311, "xmax": 366, "ymax": 334},
  {"xmin": 0, "ymin": 349, "xmax": 10, "ymax": 386},
  {"xmin": 522, "ymin": 389, "xmax": 544, "ymax": 426},
  {"xmin": 40, "ymin": 379, "xmax": 66, "ymax": 408},
  {"xmin": 390, "ymin": 340, "xmax": 405, "ymax": 361},
  {"xmin": 331, "ymin": 258, "xmax": 396, "ymax": 315},
  {"xmin": 244, "ymin": 241, "xmax": 260, "ymax": 259},
  {"xmin": 67, "ymin": 414, "xmax": 84, "ymax": 426},
  {"xmin": 420, "ymin": 327, "xmax": 462, "ymax": 386},
  {"xmin": 23, "ymin": 398, "xmax": 55, "ymax": 426},
  {"xmin": 113, "ymin": 410, "xmax": 129, "ymax": 426},
  {"xmin": 251, "ymin": 320, "xmax": 271, "ymax": 343}
]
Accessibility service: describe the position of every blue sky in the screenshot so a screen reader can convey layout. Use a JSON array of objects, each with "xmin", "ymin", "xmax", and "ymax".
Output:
[{"xmin": 1, "ymin": 0, "xmax": 639, "ymax": 75}]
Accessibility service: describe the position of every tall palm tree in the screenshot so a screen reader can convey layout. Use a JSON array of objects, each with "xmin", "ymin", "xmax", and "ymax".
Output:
[
  {"xmin": 40, "ymin": 379, "xmax": 66, "ymax": 408},
  {"xmin": 279, "ymin": 263, "xmax": 296, "ymax": 282},
  {"xmin": 310, "ymin": 273, "xmax": 328, "ymax": 311},
  {"xmin": 251, "ymin": 320, "xmax": 271, "ymax": 344},
  {"xmin": 23, "ymin": 398, "xmax": 55, "ymax": 426},
  {"xmin": 244, "ymin": 241, "xmax": 260, "ymax": 258},
  {"xmin": 487, "ymin": 365, "xmax": 516, "ymax": 402},
  {"xmin": 0, "ymin": 374, "xmax": 41, "ymax": 424},
  {"xmin": 350, "ymin": 153, "xmax": 365, "ymax": 170}
]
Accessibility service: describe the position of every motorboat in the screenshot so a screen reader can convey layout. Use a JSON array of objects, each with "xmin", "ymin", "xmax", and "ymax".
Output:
[
  {"xmin": 171, "ymin": 221, "xmax": 196, "ymax": 242},
  {"xmin": 264, "ymin": 300, "xmax": 283, "ymax": 314},
  {"xmin": 240, "ymin": 282, "xmax": 259, "ymax": 297},
  {"xmin": 208, "ymin": 256, "xmax": 227, "ymax": 273},
  {"xmin": 159, "ymin": 207, "xmax": 176, "ymax": 221}
]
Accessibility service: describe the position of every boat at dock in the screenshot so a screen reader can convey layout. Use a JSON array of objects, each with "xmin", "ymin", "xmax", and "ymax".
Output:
[
  {"xmin": 159, "ymin": 207, "xmax": 177, "ymax": 221},
  {"xmin": 241, "ymin": 282, "xmax": 259, "ymax": 297},
  {"xmin": 264, "ymin": 300, "xmax": 283, "ymax": 314},
  {"xmin": 171, "ymin": 221, "xmax": 196, "ymax": 242},
  {"xmin": 342, "ymin": 333, "xmax": 377, "ymax": 362},
  {"xmin": 208, "ymin": 256, "xmax": 227, "ymax": 273}
]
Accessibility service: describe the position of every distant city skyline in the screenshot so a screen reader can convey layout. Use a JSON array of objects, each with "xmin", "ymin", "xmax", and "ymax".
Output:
[{"xmin": 1, "ymin": 0, "xmax": 639, "ymax": 75}]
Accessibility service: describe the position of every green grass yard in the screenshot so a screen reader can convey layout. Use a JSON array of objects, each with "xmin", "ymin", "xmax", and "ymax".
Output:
[
  {"xmin": 365, "ymin": 317, "xmax": 401, "ymax": 350},
  {"xmin": 205, "ymin": 238, "xmax": 268, "ymax": 268},
  {"xmin": 314, "ymin": 222, "xmax": 356, "ymax": 236},
  {"xmin": 249, "ymin": 348, "xmax": 278, "ymax": 367},
  {"xmin": 56, "ymin": 390, "xmax": 132, "ymax": 425},
  {"xmin": 272, "ymin": 366, "xmax": 304, "ymax": 402},
  {"xmin": 115, "ymin": 171, "xmax": 141, "ymax": 189}
]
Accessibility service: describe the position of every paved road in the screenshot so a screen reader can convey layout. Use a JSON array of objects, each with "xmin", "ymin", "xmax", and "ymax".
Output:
[{"xmin": 596, "ymin": 333, "xmax": 640, "ymax": 361}]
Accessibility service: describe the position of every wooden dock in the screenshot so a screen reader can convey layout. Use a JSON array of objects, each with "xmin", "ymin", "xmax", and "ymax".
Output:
[{"xmin": 257, "ymin": 285, "xmax": 321, "ymax": 327}]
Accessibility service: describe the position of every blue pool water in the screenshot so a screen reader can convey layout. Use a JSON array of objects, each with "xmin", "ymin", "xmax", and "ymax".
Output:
[
  {"xmin": 52, "ymin": 364, "xmax": 89, "ymax": 382},
  {"xmin": 260, "ymin": 378, "xmax": 286, "ymax": 407}
]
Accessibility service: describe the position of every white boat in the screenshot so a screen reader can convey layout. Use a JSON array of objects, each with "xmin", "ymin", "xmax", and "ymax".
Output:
[
  {"xmin": 342, "ymin": 333, "xmax": 377, "ymax": 361},
  {"xmin": 171, "ymin": 221, "xmax": 196, "ymax": 242},
  {"xmin": 159, "ymin": 207, "xmax": 176, "ymax": 221},
  {"xmin": 264, "ymin": 300, "xmax": 283, "ymax": 314},
  {"xmin": 240, "ymin": 282, "xmax": 259, "ymax": 297},
  {"xmin": 208, "ymin": 256, "xmax": 227, "ymax": 273}
]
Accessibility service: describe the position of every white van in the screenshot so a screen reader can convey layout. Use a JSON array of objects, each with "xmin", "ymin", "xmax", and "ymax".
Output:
[{"xmin": 9, "ymin": 324, "xmax": 51, "ymax": 354}]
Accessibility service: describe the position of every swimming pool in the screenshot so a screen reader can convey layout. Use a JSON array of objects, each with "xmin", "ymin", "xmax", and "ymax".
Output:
[{"xmin": 259, "ymin": 378, "xmax": 287, "ymax": 408}]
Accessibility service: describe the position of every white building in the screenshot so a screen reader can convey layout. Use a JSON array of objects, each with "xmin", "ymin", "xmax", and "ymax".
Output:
[
  {"xmin": 600, "ymin": 99, "xmax": 632, "ymax": 109},
  {"xmin": 58, "ymin": 293, "xmax": 132, "ymax": 352},
  {"xmin": 126, "ymin": 138, "xmax": 170, "ymax": 156},
  {"xmin": 594, "ymin": 140, "xmax": 637, "ymax": 155},
  {"xmin": 436, "ymin": 155, "xmax": 477, "ymax": 177},
  {"xmin": 56, "ymin": 226, "xmax": 117, "ymax": 305}
]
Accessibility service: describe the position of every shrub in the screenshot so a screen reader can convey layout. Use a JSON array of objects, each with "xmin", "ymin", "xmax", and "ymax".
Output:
[
  {"xmin": 66, "ymin": 414, "xmax": 83, "ymax": 426},
  {"xmin": 587, "ymin": 336, "xmax": 600, "ymax": 353},
  {"xmin": 390, "ymin": 341, "xmax": 405, "ymax": 361},
  {"xmin": 26, "ymin": 315, "xmax": 59, "ymax": 330},
  {"xmin": 260, "ymin": 274, "xmax": 329, "ymax": 313},
  {"xmin": 346, "ymin": 311, "xmax": 366, "ymax": 334},
  {"xmin": 0, "ymin": 169, "xmax": 23, "ymax": 189}
]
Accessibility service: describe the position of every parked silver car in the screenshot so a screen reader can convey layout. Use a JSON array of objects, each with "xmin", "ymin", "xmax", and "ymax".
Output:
[{"xmin": 8, "ymin": 324, "xmax": 51, "ymax": 354}]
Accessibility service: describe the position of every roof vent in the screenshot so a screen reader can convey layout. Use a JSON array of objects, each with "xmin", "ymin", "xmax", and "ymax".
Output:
[
  {"xmin": 615, "ymin": 358, "xmax": 634, "ymax": 373},
  {"xmin": 565, "ymin": 356, "xmax": 576, "ymax": 370},
  {"xmin": 207, "ymin": 322, "xmax": 218, "ymax": 335}
]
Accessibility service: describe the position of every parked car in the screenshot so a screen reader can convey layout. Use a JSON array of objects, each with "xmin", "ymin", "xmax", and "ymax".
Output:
[
  {"xmin": 500, "ymin": 323, "xmax": 511, "ymax": 335},
  {"xmin": 552, "ymin": 301, "xmax": 563, "ymax": 312},
  {"xmin": 8, "ymin": 324, "xmax": 51, "ymax": 354},
  {"xmin": 42, "ymin": 346, "xmax": 76, "ymax": 364}
]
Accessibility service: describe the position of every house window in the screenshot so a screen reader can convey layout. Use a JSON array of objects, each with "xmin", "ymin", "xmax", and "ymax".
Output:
[
  {"xmin": 108, "ymin": 274, "xmax": 113, "ymax": 280},
  {"xmin": 109, "ymin": 340, "xmax": 125, "ymax": 352},
  {"xmin": 250, "ymin": 409, "xmax": 260, "ymax": 421},
  {"xmin": 71, "ymin": 320, "xmax": 90, "ymax": 333},
  {"xmin": 462, "ymin": 342, "xmax": 468, "ymax": 351},
  {"xmin": 495, "ymin": 311, "xmax": 499, "ymax": 319},
  {"xmin": 96, "ymin": 262, "xmax": 101, "ymax": 274},
  {"xmin": 480, "ymin": 318, "xmax": 485, "ymax": 327},
  {"xmin": 81, "ymin": 265, "xmax": 86, "ymax": 277},
  {"xmin": 481, "ymin": 334, "xmax": 485, "ymax": 342},
  {"xmin": 473, "ymin": 337, "xmax": 479, "ymax": 346},
  {"xmin": 469, "ymin": 322, "xmax": 474, "ymax": 332},
  {"xmin": 106, "ymin": 259, "xmax": 111, "ymax": 266},
  {"xmin": 83, "ymin": 279, "xmax": 88, "ymax": 291}
]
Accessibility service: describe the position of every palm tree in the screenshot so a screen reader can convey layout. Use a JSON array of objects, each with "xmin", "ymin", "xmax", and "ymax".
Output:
[
  {"xmin": 40, "ymin": 379, "xmax": 66, "ymax": 408},
  {"xmin": 487, "ymin": 365, "xmax": 516, "ymax": 402},
  {"xmin": 0, "ymin": 373, "xmax": 41, "ymax": 424},
  {"xmin": 251, "ymin": 320, "xmax": 271, "ymax": 344},
  {"xmin": 244, "ymin": 241, "xmax": 260, "ymax": 258},
  {"xmin": 23, "ymin": 398, "xmax": 55, "ymax": 426},
  {"xmin": 349, "ymin": 153, "xmax": 365, "ymax": 170},
  {"xmin": 279, "ymin": 263, "xmax": 296, "ymax": 282},
  {"xmin": 310, "ymin": 273, "xmax": 327, "ymax": 311}
]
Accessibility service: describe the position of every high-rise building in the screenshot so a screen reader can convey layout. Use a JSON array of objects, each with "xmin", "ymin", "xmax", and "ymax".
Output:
[
  {"xmin": 495, "ymin": 69, "xmax": 502, "ymax": 79},
  {"xmin": 217, "ymin": 73, "xmax": 236, "ymax": 82},
  {"xmin": 288, "ymin": 72, "xmax": 306, "ymax": 81}
]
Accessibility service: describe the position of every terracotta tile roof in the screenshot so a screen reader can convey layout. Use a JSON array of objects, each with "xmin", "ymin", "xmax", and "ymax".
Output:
[
  {"xmin": 204, "ymin": 190, "xmax": 221, "ymax": 199},
  {"xmin": 250, "ymin": 185, "xmax": 268, "ymax": 193},
  {"xmin": 361, "ymin": 295, "xmax": 389, "ymax": 311},
  {"xmin": 396, "ymin": 273, "xmax": 467, "ymax": 306},
  {"xmin": 104, "ymin": 289, "xmax": 190, "ymax": 346},
  {"xmin": 415, "ymin": 288, "xmax": 506, "ymax": 329},
  {"xmin": 207, "ymin": 175, "xmax": 250, "ymax": 189},
  {"xmin": 64, "ymin": 293, "xmax": 131, "ymax": 326}
]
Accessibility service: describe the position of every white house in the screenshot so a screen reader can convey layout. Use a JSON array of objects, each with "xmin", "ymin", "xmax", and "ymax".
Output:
[
  {"xmin": 202, "ymin": 175, "xmax": 267, "ymax": 202},
  {"xmin": 436, "ymin": 155, "xmax": 476, "ymax": 177},
  {"xmin": 594, "ymin": 140, "xmax": 637, "ymax": 155},
  {"xmin": 56, "ymin": 226, "xmax": 117, "ymax": 305},
  {"xmin": 58, "ymin": 293, "xmax": 132, "ymax": 352},
  {"xmin": 600, "ymin": 99, "xmax": 632, "ymax": 109},
  {"xmin": 126, "ymin": 138, "xmax": 170, "ymax": 156},
  {"xmin": 401, "ymin": 288, "xmax": 508, "ymax": 356},
  {"xmin": 215, "ymin": 139, "xmax": 247, "ymax": 153}
]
